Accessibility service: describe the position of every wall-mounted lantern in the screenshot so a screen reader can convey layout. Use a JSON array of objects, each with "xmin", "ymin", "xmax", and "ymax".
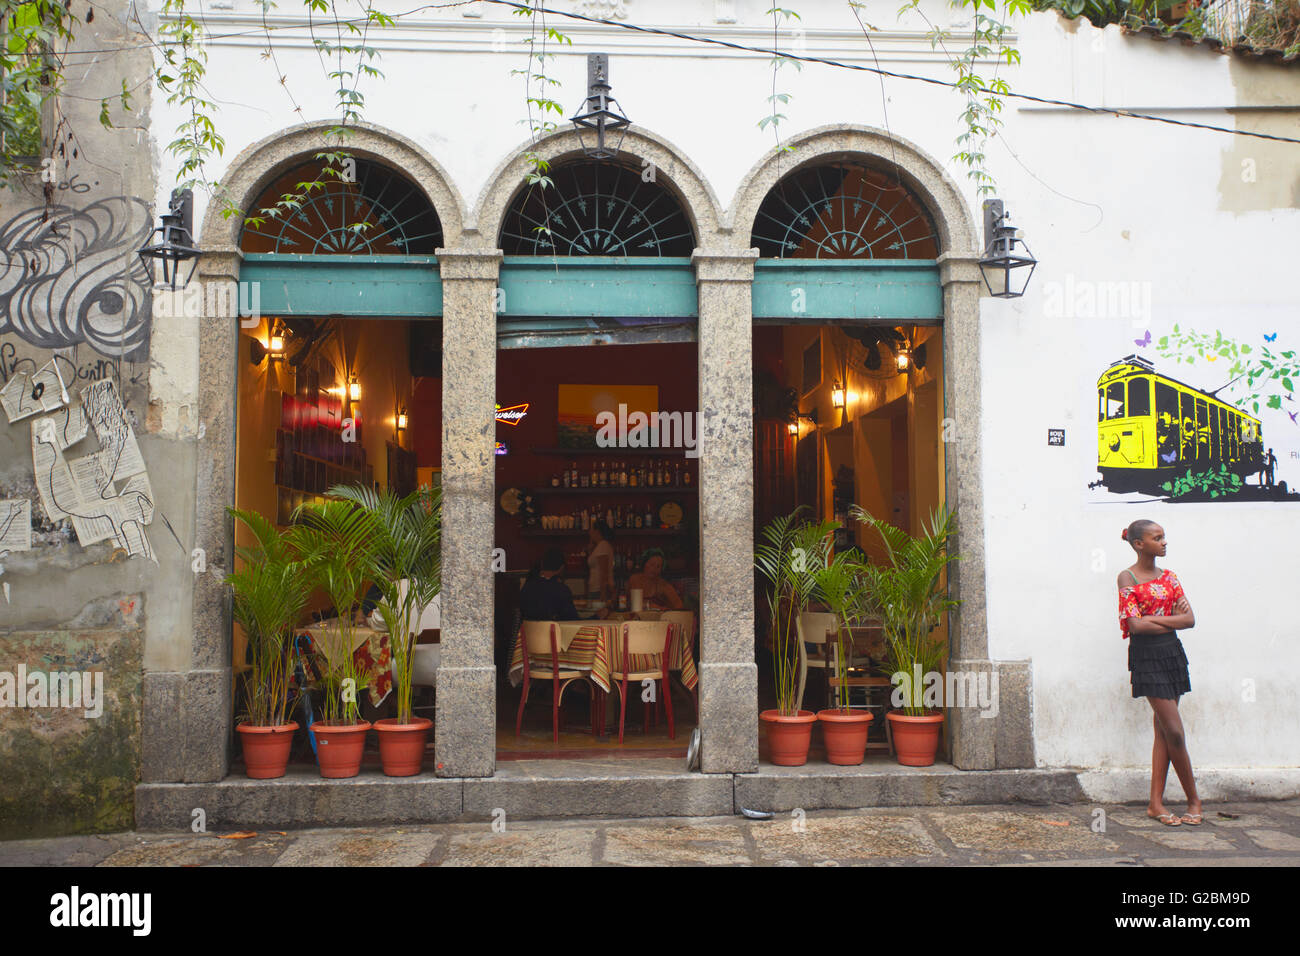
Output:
[
  {"xmin": 895, "ymin": 340, "xmax": 912, "ymax": 373},
  {"xmin": 978, "ymin": 199, "xmax": 1037, "ymax": 298},
  {"xmin": 250, "ymin": 322, "xmax": 286, "ymax": 366},
  {"xmin": 396, "ymin": 407, "xmax": 409, "ymax": 432},
  {"xmin": 348, "ymin": 378, "xmax": 362, "ymax": 402},
  {"xmin": 138, "ymin": 188, "xmax": 201, "ymax": 290},
  {"xmin": 831, "ymin": 382, "xmax": 846, "ymax": 410},
  {"xmin": 570, "ymin": 53, "xmax": 631, "ymax": 160}
]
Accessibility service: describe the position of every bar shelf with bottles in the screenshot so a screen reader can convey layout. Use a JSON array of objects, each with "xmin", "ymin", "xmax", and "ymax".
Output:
[{"xmin": 523, "ymin": 456, "xmax": 694, "ymax": 537}]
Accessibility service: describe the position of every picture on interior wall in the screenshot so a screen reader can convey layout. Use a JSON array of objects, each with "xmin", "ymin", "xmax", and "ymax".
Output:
[
  {"xmin": 1088, "ymin": 323, "xmax": 1300, "ymax": 503},
  {"xmin": 556, "ymin": 384, "xmax": 658, "ymax": 449}
]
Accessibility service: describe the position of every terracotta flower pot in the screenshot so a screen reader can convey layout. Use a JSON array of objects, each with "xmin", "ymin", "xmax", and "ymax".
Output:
[
  {"xmin": 759, "ymin": 709, "xmax": 817, "ymax": 766},
  {"xmin": 236, "ymin": 722, "xmax": 298, "ymax": 779},
  {"xmin": 374, "ymin": 716, "xmax": 433, "ymax": 776},
  {"xmin": 886, "ymin": 711, "xmax": 944, "ymax": 767},
  {"xmin": 311, "ymin": 721, "xmax": 372, "ymax": 778},
  {"xmin": 816, "ymin": 709, "xmax": 874, "ymax": 766}
]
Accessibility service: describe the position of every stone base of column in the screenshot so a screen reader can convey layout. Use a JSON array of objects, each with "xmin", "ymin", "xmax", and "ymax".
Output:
[
  {"xmin": 142, "ymin": 669, "xmax": 231, "ymax": 783},
  {"xmin": 699, "ymin": 662, "xmax": 758, "ymax": 774},
  {"xmin": 434, "ymin": 665, "xmax": 496, "ymax": 778},
  {"xmin": 948, "ymin": 659, "xmax": 1034, "ymax": 770}
]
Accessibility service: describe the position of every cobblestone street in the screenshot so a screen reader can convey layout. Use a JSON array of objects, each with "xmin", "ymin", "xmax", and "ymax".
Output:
[{"xmin": 4, "ymin": 799, "xmax": 1299, "ymax": 867}]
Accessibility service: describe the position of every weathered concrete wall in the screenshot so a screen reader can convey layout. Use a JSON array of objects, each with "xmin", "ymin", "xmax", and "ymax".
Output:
[{"xmin": 0, "ymin": 0, "xmax": 172, "ymax": 838}]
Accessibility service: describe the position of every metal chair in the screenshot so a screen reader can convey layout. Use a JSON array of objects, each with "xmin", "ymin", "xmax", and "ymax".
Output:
[
  {"xmin": 515, "ymin": 620, "xmax": 598, "ymax": 742},
  {"xmin": 609, "ymin": 620, "xmax": 674, "ymax": 744}
]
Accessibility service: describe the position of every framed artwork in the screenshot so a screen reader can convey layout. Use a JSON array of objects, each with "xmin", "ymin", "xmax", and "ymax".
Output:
[{"xmin": 557, "ymin": 384, "xmax": 659, "ymax": 449}]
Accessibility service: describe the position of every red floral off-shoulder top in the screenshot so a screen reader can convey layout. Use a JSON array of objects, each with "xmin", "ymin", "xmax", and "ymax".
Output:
[{"xmin": 1118, "ymin": 568, "xmax": 1185, "ymax": 640}]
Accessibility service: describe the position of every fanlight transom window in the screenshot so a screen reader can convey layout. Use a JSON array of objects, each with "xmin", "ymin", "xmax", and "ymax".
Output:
[
  {"xmin": 500, "ymin": 161, "xmax": 695, "ymax": 257},
  {"xmin": 240, "ymin": 158, "xmax": 443, "ymax": 255},
  {"xmin": 751, "ymin": 163, "xmax": 938, "ymax": 260}
]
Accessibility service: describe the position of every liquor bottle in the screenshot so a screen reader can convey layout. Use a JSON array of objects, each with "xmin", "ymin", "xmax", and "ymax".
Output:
[
  {"xmin": 606, "ymin": 506, "xmax": 614, "ymax": 528},
  {"xmin": 551, "ymin": 471, "xmax": 559, "ymax": 488},
  {"xmin": 597, "ymin": 461, "xmax": 604, "ymax": 487},
  {"xmin": 571, "ymin": 461, "xmax": 579, "ymax": 486},
  {"xmin": 674, "ymin": 462, "xmax": 681, "ymax": 487},
  {"xmin": 633, "ymin": 511, "xmax": 641, "ymax": 529},
  {"xmin": 629, "ymin": 464, "xmax": 638, "ymax": 487},
  {"xmin": 645, "ymin": 504, "xmax": 654, "ymax": 528},
  {"xmin": 620, "ymin": 462, "xmax": 628, "ymax": 487},
  {"xmin": 563, "ymin": 465, "xmax": 571, "ymax": 488},
  {"xmin": 661, "ymin": 460, "xmax": 669, "ymax": 486},
  {"xmin": 591, "ymin": 461, "xmax": 597, "ymax": 487},
  {"xmin": 684, "ymin": 466, "xmax": 691, "ymax": 486},
  {"xmin": 582, "ymin": 509, "xmax": 590, "ymax": 531}
]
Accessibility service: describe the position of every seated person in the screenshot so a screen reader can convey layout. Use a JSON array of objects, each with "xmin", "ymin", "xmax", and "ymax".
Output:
[
  {"xmin": 627, "ymin": 548, "xmax": 684, "ymax": 611},
  {"xmin": 519, "ymin": 548, "xmax": 583, "ymax": 622}
]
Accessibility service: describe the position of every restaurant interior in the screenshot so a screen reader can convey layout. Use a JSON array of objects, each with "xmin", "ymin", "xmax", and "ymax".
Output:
[
  {"xmin": 229, "ymin": 155, "xmax": 946, "ymax": 767},
  {"xmin": 233, "ymin": 310, "xmax": 944, "ymax": 764}
]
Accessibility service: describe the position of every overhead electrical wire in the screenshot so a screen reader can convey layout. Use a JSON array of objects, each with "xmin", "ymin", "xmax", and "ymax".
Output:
[{"xmin": 19, "ymin": 0, "xmax": 1300, "ymax": 145}]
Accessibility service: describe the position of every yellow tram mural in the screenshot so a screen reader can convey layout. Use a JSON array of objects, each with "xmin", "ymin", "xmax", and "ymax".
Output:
[{"xmin": 1096, "ymin": 355, "xmax": 1264, "ymax": 495}]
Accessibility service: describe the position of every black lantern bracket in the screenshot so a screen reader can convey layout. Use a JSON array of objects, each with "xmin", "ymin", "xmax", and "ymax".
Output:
[
  {"xmin": 137, "ymin": 188, "xmax": 201, "ymax": 291},
  {"xmin": 978, "ymin": 199, "xmax": 1037, "ymax": 299},
  {"xmin": 570, "ymin": 53, "xmax": 631, "ymax": 161}
]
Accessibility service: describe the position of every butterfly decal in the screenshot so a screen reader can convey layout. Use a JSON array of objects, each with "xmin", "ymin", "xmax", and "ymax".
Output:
[
  {"xmin": 1160, "ymin": 450, "xmax": 1178, "ymax": 463},
  {"xmin": 1134, "ymin": 330, "xmax": 1152, "ymax": 347},
  {"xmin": 1265, "ymin": 332, "xmax": 1278, "ymax": 342}
]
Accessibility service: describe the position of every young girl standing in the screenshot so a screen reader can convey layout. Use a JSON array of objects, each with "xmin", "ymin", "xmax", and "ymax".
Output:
[{"xmin": 1117, "ymin": 519, "xmax": 1202, "ymax": 827}]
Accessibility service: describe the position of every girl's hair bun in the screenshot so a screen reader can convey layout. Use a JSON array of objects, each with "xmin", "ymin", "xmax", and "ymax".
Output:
[{"xmin": 1121, "ymin": 528, "xmax": 1129, "ymax": 541}]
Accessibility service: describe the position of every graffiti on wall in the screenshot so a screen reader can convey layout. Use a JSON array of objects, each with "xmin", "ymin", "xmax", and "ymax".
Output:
[
  {"xmin": 1088, "ymin": 323, "xmax": 1299, "ymax": 503},
  {"xmin": 27, "ymin": 379, "xmax": 156, "ymax": 562},
  {"xmin": 0, "ymin": 198, "xmax": 154, "ymax": 361}
]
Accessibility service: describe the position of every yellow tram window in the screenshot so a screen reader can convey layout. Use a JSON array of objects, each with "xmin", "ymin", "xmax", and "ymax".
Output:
[
  {"xmin": 1106, "ymin": 381, "xmax": 1125, "ymax": 419},
  {"xmin": 1217, "ymin": 406, "xmax": 1229, "ymax": 459},
  {"xmin": 1098, "ymin": 388, "xmax": 1104, "ymax": 423},
  {"xmin": 1196, "ymin": 399, "xmax": 1209, "ymax": 463},
  {"xmin": 1210, "ymin": 403, "xmax": 1220, "ymax": 460},
  {"xmin": 1129, "ymin": 377, "xmax": 1151, "ymax": 417}
]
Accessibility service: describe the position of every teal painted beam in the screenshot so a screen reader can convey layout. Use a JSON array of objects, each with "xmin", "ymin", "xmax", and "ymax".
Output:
[
  {"xmin": 500, "ymin": 256, "xmax": 697, "ymax": 318},
  {"xmin": 753, "ymin": 259, "xmax": 942, "ymax": 320},
  {"xmin": 240, "ymin": 254, "xmax": 442, "ymax": 316}
]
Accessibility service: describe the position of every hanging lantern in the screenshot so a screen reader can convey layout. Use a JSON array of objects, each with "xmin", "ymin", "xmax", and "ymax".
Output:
[
  {"xmin": 570, "ymin": 53, "xmax": 631, "ymax": 161},
  {"xmin": 978, "ymin": 199, "xmax": 1037, "ymax": 298},
  {"xmin": 137, "ymin": 188, "xmax": 201, "ymax": 290}
]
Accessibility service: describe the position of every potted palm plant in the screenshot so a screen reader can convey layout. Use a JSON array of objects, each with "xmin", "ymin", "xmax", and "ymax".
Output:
[
  {"xmin": 853, "ymin": 504, "xmax": 960, "ymax": 767},
  {"xmin": 811, "ymin": 547, "xmax": 875, "ymax": 765},
  {"xmin": 329, "ymin": 483, "xmax": 441, "ymax": 776},
  {"xmin": 227, "ymin": 508, "xmax": 310, "ymax": 778},
  {"xmin": 755, "ymin": 508, "xmax": 835, "ymax": 766},
  {"xmin": 288, "ymin": 497, "xmax": 378, "ymax": 778}
]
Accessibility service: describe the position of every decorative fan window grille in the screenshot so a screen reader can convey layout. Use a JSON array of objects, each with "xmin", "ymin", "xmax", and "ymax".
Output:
[
  {"xmin": 499, "ymin": 161, "xmax": 695, "ymax": 256},
  {"xmin": 239, "ymin": 159, "xmax": 443, "ymax": 254},
  {"xmin": 751, "ymin": 163, "xmax": 938, "ymax": 259}
]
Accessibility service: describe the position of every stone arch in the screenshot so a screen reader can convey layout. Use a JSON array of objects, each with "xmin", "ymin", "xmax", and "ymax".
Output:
[
  {"xmin": 728, "ymin": 125, "xmax": 979, "ymax": 257},
  {"xmin": 471, "ymin": 126, "xmax": 724, "ymax": 252},
  {"xmin": 197, "ymin": 119, "xmax": 469, "ymax": 254}
]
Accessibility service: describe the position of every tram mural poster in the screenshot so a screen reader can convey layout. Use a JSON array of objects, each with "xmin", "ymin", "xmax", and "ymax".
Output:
[{"xmin": 1088, "ymin": 322, "xmax": 1299, "ymax": 504}]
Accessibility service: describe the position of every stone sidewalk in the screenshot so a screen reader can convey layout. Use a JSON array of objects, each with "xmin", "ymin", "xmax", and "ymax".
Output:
[{"xmin": 3, "ymin": 799, "xmax": 1299, "ymax": 866}]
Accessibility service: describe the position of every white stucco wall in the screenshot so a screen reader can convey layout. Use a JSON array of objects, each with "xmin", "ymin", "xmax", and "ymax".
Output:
[{"xmin": 146, "ymin": 1, "xmax": 1300, "ymax": 770}]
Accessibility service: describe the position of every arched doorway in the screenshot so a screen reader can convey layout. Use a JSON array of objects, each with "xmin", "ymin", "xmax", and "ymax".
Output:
[
  {"xmin": 174, "ymin": 121, "xmax": 466, "ymax": 785},
  {"xmin": 491, "ymin": 155, "xmax": 704, "ymax": 758},
  {"xmin": 731, "ymin": 126, "xmax": 1015, "ymax": 771}
]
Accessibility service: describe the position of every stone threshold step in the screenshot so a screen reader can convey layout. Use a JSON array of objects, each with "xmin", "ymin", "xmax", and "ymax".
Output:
[{"xmin": 135, "ymin": 759, "xmax": 1085, "ymax": 832}]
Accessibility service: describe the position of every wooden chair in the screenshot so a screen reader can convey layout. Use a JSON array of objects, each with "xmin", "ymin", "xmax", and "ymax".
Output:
[
  {"xmin": 515, "ymin": 621, "xmax": 599, "ymax": 742},
  {"xmin": 659, "ymin": 610, "xmax": 698, "ymax": 722},
  {"xmin": 610, "ymin": 620, "xmax": 674, "ymax": 744},
  {"xmin": 795, "ymin": 611, "xmax": 840, "ymax": 712}
]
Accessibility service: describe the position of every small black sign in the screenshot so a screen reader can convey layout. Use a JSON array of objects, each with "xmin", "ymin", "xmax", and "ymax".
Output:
[{"xmin": 1048, "ymin": 428, "xmax": 1066, "ymax": 446}]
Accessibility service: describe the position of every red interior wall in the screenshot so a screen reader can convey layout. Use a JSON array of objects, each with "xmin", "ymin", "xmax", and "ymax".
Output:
[{"xmin": 493, "ymin": 341, "xmax": 699, "ymax": 572}]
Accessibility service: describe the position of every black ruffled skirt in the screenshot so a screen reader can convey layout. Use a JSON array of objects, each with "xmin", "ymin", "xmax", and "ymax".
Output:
[{"xmin": 1128, "ymin": 631, "xmax": 1191, "ymax": 699}]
